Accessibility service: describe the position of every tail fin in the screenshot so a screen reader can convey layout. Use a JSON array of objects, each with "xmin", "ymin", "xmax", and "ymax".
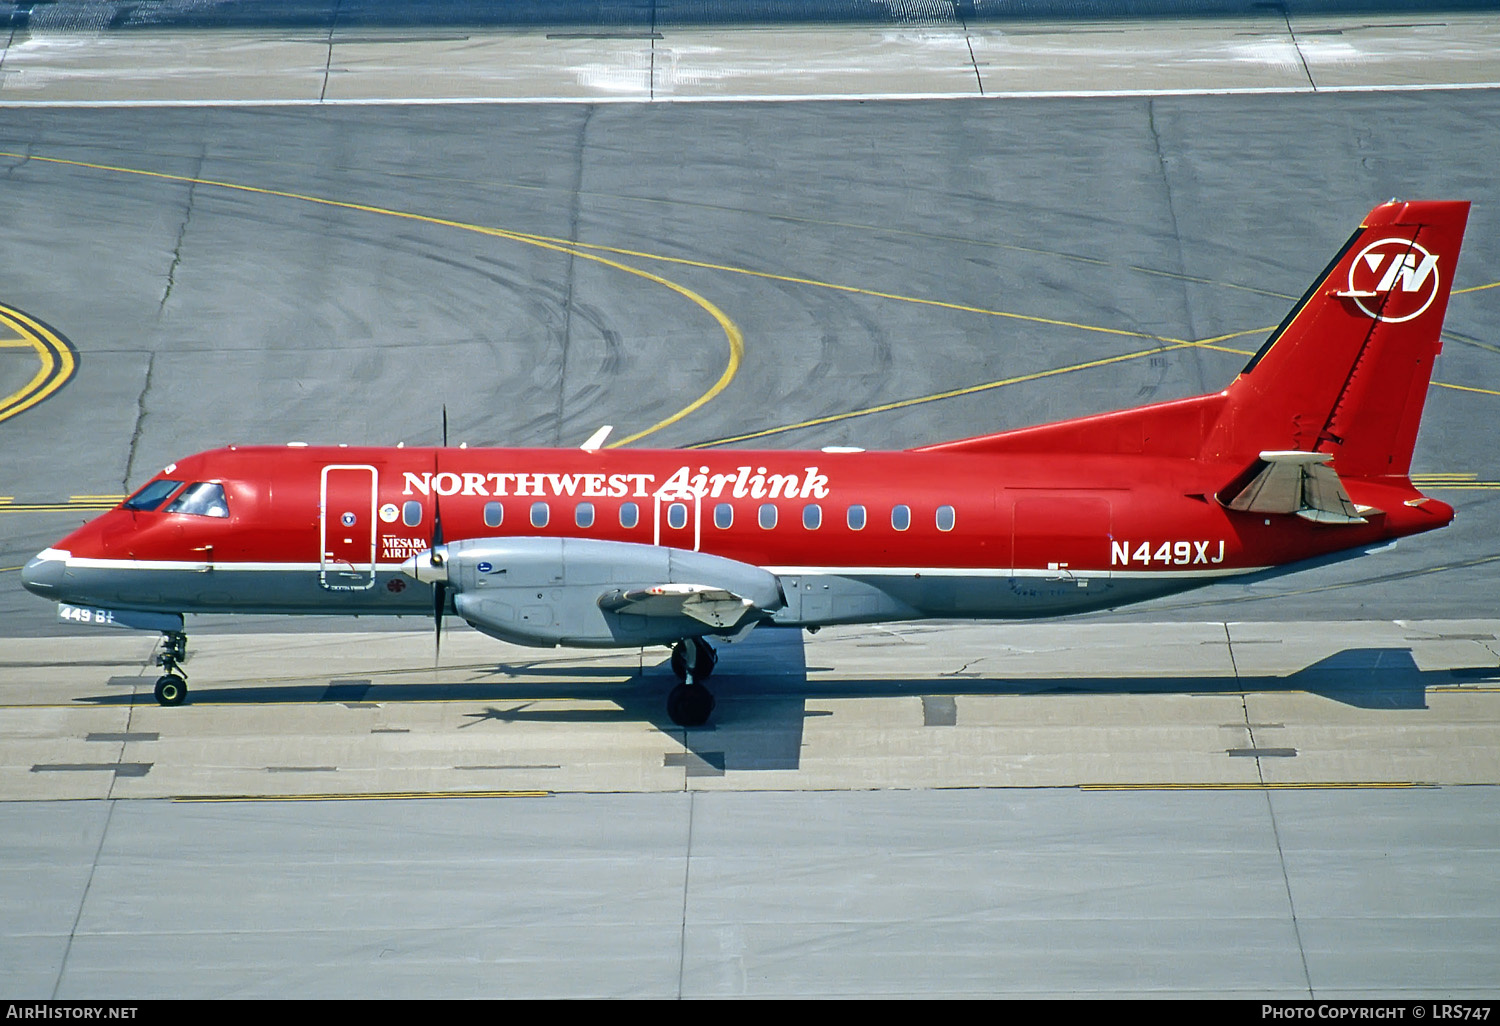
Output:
[
  {"xmin": 1203, "ymin": 200, "xmax": 1469, "ymax": 478},
  {"xmin": 913, "ymin": 200, "xmax": 1468, "ymax": 470}
]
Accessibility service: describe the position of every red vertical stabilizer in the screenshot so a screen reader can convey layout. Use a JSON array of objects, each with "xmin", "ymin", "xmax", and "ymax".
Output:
[
  {"xmin": 1203, "ymin": 200, "xmax": 1469, "ymax": 477},
  {"xmin": 917, "ymin": 201, "xmax": 1468, "ymax": 479}
]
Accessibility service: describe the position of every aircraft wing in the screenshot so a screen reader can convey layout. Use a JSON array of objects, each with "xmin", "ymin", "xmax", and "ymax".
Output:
[
  {"xmin": 1221, "ymin": 450, "xmax": 1376, "ymax": 524},
  {"xmin": 598, "ymin": 583, "xmax": 760, "ymax": 628}
]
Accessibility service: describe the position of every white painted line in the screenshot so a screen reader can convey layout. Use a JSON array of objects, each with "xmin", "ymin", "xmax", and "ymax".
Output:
[{"xmin": 0, "ymin": 81, "xmax": 1497, "ymax": 108}]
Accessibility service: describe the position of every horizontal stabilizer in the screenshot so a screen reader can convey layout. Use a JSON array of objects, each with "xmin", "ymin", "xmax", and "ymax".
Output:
[
  {"xmin": 1221, "ymin": 451, "xmax": 1373, "ymax": 525},
  {"xmin": 598, "ymin": 583, "xmax": 758, "ymax": 628}
]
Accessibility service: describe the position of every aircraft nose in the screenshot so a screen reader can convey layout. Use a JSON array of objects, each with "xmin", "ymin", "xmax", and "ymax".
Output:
[
  {"xmin": 401, "ymin": 547, "xmax": 449, "ymax": 585},
  {"xmin": 21, "ymin": 548, "xmax": 69, "ymax": 598}
]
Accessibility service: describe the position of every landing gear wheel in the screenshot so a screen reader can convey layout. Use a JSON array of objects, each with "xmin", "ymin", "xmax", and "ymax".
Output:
[
  {"xmin": 154, "ymin": 674, "xmax": 187, "ymax": 706},
  {"xmin": 669, "ymin": 638, "xmax": 719, "ymax": 683},
  {"xmin": 153, "ymin": 629, "xmax": 189, "ymax": 705},
  {"xmin": 667, "ymin": 683, "xmax": 715, "ymax": 728}
]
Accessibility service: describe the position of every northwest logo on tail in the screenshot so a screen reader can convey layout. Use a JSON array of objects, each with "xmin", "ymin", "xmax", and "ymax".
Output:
[{"xmin": 1340, "ymin": 237, "xmax": 1441, "ymax": 323}]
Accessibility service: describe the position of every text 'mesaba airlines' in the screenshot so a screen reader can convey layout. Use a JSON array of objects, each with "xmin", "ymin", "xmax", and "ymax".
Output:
[{"xmin": 23, "ymin": 201, "xmax": 1469, "ymax": 726}]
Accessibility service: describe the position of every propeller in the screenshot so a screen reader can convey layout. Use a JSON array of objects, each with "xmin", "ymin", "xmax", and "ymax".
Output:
[
  {"xmin": 431, "ymin": 411, "xmax": 448, "ymax": 666},
  {"xmin": 431, "ymin": 493, "xmax": 446, "ymax": 666}
]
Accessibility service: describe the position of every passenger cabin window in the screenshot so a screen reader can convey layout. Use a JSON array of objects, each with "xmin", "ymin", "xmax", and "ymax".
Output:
[
  {"xmin": 483, "ymin": 501, "xmax": 503, "ymax": 529},
  {"xmin": 123, "ymin": 479, "xmax": 183, "ymax": 512},
  {"xmin": 936, "ymin": 505, "xmax": 956, "ymax": 532},
  {"xmin": 402, "ymin": 500, "xmax": 423, "ymax": 527},
  {"xmin": 714, "ymin": 503, "xmax": 733, "ymax": 529},
  {"xmin": 667, "ymin": 502, "xmax": 688, "ymax": 530},
  {"xmin": 165, "ymin": 482, "xmax": 229, "ymax": 518},
  {"xmin": 891, "ymin": 504, "xmax": 911, "ymax": 531},
  {"xmin": 758, "ymin": 504, "xmax": 777, "ymax": 529},
  {"xmin": 530, "ymin": 502, "xmax": 550, "ymax": 528},
  {"xmin": 802, "ymin": 504, "xmax": 822, "ymax": 530},
  {"xmin": 576, "ymin": 502, "xmax": 595, "ymax": 528},
  {"xmin": 846, "ymin": 504, "xmax": 866, "ymax": 530},
  {"xmin": 620, "ymin": 502, "xmax": 640, "ymax": 529}
]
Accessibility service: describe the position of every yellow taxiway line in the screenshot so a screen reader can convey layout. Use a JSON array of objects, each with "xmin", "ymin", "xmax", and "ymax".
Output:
[
  {"xmin": 1079, "ymin": 781, "xmax": 1429, "ymax": 791},
  {"xmin": 0, "ymin": 302, "xmax": 77, "ymax": 426},
  {"xmin": 4, "ymin": 151, "xmax": 1495, "ymax": 446},
  {"xmin": 0, "ymin": 150, "xmax": 742, "ymax": 449},
  {"xmin": 173, "ymin": 790, "xmax": 553, "ymax": 803}
]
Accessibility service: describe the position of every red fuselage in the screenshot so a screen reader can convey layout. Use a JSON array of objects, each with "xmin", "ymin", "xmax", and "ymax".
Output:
[{"xmin": 29, "ymin": 442, "xmax": 1451, "ymax": 623}]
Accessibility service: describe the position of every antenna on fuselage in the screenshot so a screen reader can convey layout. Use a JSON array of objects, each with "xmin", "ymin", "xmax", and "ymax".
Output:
[{"xmin": 580, "ymin": 425, "xmax": 612, "ymax": 452}]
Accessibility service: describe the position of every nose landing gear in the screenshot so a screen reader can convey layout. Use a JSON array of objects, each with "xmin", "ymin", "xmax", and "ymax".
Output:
[
  {"xmin": 153, "ymin": 630, "xmax": 188, "ymax": 706},
  {"xmin": 666, "ymin": 637, "xmax": 717, "ymax": 728}
]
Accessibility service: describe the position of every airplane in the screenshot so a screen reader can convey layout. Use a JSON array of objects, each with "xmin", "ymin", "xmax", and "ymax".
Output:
[{"xmin": 22, "ymin": 199, "xmax": 1469, "ymax": 727}]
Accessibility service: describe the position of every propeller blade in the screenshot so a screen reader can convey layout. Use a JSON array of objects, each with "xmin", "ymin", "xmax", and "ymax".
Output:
[
  {"xmin": 433, "ymin": 580, "xmax": 446, "ymax": 666},
  {"xmin": 431, "ymin": 439, "xmax": 446, "ymax": 549},
  {"xmin": 431, "ymin": 445, "xmax": 445, "ymax": 666}
]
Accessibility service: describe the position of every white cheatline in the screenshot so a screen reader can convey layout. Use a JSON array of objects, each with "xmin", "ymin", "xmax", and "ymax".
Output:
[
  {"xmin": 49, "ymin": 554, "xmax": 1264, "ymax": 579},
  {"xmin": 0, "ymin": 81, "xmax": 1497, "ymax": 109},
  {"xmin": 761, "ymin": 565, "xmax": 1263, "ymax": 580}
]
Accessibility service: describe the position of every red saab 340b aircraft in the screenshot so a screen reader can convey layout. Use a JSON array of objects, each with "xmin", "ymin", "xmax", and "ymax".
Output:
[{"xmin": 23, "ymin": 200, "xmax": 1469, "ymax": 726}]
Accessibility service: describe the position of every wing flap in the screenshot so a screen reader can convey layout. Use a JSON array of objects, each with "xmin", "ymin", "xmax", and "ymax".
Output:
[
  {"xmin": 1221, "ymin": 450, "xmax": 1373, "ymax": 524},
  {"xmin": 599, "ymin": 583, "xmax": 758, "ymax": 628}
]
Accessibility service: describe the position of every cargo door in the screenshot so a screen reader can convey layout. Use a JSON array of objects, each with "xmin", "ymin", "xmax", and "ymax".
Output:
[{"xmin": 1011, "ymin": 493, "xmax": 1113, "ymax": 578}]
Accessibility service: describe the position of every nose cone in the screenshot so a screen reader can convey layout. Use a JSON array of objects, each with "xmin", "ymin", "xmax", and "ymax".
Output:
[
  {"xmin": 21, "ymin": 548, "xmax": 69, "ymax": 598},
  {"xmin": 401, "ymin": 547, "xmax": 450, "ymax": 584}
]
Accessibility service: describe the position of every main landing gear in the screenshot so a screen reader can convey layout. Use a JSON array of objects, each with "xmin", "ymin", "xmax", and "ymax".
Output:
[
  {"xmin": 666, "ymin": 637, "xmax": 718, "ymax": 728},
  {"xmin": 153, "ymin": 630, "xmax": 188, "ymax": 706}
]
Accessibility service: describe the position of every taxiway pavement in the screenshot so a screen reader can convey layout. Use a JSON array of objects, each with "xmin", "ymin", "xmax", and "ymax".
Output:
[{"xmin": 1, "ymin": 1, "xmax": 1497, "ymax": 1000}]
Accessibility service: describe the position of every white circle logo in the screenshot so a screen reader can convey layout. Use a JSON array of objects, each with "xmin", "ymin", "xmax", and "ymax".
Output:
[
  {"xmin": 379, "ymin": 503, "xmax": 399, "ymax": 524},
  {"xmin": 1345, "ymin": 237, "xmax": 1440, "ymax": 323}
]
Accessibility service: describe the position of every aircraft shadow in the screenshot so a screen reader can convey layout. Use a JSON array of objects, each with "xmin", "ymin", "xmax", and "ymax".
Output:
[{"xmin": 74, "ymin": 639, "xmax": 1496, "ymax": 772}]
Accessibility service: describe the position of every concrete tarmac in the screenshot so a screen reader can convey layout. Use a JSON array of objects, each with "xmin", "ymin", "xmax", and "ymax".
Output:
[
  {"xmin": 5, "ymin": 786, "xmax": 1498, "ymax": 999},
  {"xmin": 3, "ymin": 616, "xmax": 1498, "ymax": 997},
  {"xmin": 0, "ymin": 4, "xmax": 1497, "ymax": 102},
  {"xmin": 4, "ymin": 620, "xmax": 1499, "ymax": 800},
  {"xmin": 1, "ymin": 4, "xmax": 1498, "ymax": 1001}
]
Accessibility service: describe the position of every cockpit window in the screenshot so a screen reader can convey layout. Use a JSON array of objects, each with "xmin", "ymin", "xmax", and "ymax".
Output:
[
  {"xmin": 122, "ymin": 479, "xmax": 183, "ymax": 511},
  {"xmin": 165, "ymin": 482, "xmax": 230, "ymax": 518}
]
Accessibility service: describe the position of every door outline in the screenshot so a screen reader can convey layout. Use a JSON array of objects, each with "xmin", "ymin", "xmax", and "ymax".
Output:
[
  {"xmin": 320, "ymin": 464, "xmax": 378, "ymax": 590},
  {"xmin": 1010, "ymin": 491, "xmax": 1114, "ymax": 581}
]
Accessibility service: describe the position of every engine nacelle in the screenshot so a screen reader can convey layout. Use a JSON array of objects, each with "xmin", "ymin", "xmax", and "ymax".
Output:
[{"xmin": 424, "ymin": 537, "xmax": 784, "ymax": 648}]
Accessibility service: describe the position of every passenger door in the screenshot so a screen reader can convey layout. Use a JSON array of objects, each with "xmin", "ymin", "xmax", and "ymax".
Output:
[{"xmin": 319, "ymin": 464, "xmax": 378, "ymax": 590}]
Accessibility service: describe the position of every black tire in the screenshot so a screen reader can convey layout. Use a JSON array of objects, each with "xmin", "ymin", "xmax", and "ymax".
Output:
[
  {"xmin": 154, "ymin": 674, "xmax": 187, "ymax": 706},
  {"xmin": 666, "ymin": 683, "xmax": 715, "ymax": 727},
  {"xmin": 669, "ymin": 638, "xmax": 718, "ymax": 683},
  {"xmin": 695, "ymin": 638, "xmax": 719, "ymax": 677}
]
